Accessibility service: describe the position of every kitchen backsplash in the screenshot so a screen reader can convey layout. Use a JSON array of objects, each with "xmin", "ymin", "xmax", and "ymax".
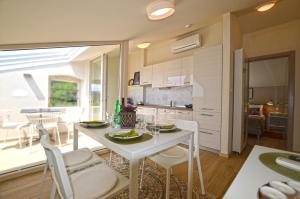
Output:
[
  {"xmin": 128, "ymin": 86, "xmax": 144, "ymax": 104},
  {"xmin": 145, "ymin": 86, "xmax": 192, "ymax": 106}
]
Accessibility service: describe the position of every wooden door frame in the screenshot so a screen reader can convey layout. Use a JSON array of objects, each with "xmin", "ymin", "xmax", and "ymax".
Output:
[{"xmin": 246, "ymin": 51, "xmax": 295, "ymax": 151}]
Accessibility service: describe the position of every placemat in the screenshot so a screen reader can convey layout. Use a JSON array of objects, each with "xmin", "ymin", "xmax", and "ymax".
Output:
[
  {"xmin": 259, "ymin": 152, "xmax": 300, "ymax": 181},
  {"xmin": 105, "ymin": 133, "xmax": 153, "ymax": 145}
]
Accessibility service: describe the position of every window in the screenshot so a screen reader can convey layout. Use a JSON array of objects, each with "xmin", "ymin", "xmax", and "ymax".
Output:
[{"xmin": 49, "ymin": 76, "xmax": 80, "ymax": 107}]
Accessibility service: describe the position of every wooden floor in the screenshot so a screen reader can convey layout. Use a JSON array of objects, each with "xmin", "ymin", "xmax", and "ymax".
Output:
[{"xmin": 0, "ymin": 136, "xmax": 286, "ymax": 199}]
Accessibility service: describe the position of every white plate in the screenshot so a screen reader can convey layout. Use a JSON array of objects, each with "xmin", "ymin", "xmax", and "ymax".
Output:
[
  {"xmin": 260, "ymin": 186, "xmax": 287, "ymax": 199},
  {"xmin": 109, "ymin": 129, "xmax": 144, "ymax": 140},
  {"xmin": 269, "ymin": 181, "xmax": 296, "ymax": 195},
  {"xmin": 159, "ymin": 126, "xmax": 177, "ymax": 132},
  {"xmin": 287, "ymin": 181, "xmax": 300, "ymax": 192}
]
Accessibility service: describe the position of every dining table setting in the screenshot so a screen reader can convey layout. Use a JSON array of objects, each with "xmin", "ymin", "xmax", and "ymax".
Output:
[{"xmin": 73, "ymin": 114, "xmax": 195, "ymax": 199}]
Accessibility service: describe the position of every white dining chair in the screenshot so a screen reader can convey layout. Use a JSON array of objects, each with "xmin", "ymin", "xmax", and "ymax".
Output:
[
  {"xmin": 140, "ymin": 119, "xmax": 205, "ymax": 199},
  {"xmin": 39, "ymin": 127, "xmax": 129, "ymax": 199},
  {"xmin": 27, "ymin": 111, "xmax": 62, "ymax": 150}
]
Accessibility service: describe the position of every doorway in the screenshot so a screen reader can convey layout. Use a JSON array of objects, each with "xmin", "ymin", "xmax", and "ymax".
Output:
[{"xmin": 246, "ymin": 52, "xmax": 295, "ymax": 151}]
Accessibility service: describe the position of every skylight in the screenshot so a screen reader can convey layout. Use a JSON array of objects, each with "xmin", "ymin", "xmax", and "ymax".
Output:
[{"xmin": 0, "ymin": 47, "xmax": 88, "ymax": 72}]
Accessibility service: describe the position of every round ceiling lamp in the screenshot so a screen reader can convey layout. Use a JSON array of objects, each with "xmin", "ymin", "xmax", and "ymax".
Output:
[
  {"xmin": 137, "ymin": 42, "xmax": 151, "ymax": 49},
  {"xmin": 147, "ymin": 0, "xmax": 175, "ymax": 20},
  {"xmin": 256, "ymin": 1, "xmax": 276, "ymax": 12}
]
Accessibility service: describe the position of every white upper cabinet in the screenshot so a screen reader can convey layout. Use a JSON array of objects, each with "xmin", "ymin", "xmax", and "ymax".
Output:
[
  {"xmin": 193, "ymin": 45, "xmax": 222, "ymax": 77},
  {"xmin": 147, "ymin": 55, "xmax": 195, "ymax": 88},
  {"xmin": 140, "ymin": 65, "xmax": 153, "ymax": 85},
  {"xmin": 181, "ymin": 56, "xmax": 193, "ymax": 86},
  {"xmin": 165, "ymin": 59, "xmax": 182, "ymax": 87},
  {"xmin": 152, "ymin": 63, "xmax": 165, "ymax": 88},
  {"xmin": 193, "ymin": 45, "xmax": 222, "ymax": 112}
]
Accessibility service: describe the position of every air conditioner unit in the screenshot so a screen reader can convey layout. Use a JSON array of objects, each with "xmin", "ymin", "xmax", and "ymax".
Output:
[{"xmin": 171, "ymin": 34, "xmax": 201, "ymax": 54}]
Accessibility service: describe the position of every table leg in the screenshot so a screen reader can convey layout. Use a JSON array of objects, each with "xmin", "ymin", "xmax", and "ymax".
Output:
[
  {"xmin": 187, "ymin": 134, "xmax": 194, "ymax": 199},
  {"xmin": 129, "ymin": 158, "xmax": 140, "ymax": 199},
  {"xmin": 73, "ymin": 124, "xmax": 78, "ymax": 150}
]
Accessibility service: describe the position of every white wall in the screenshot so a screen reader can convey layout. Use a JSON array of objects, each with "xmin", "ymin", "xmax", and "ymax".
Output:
[
  {"xmin": 221, "ymin": 13, "xmax": 243, "ymax": 155},
  {"xmin": 0, "ymin": 61, "xmax": 89, "ymax": 117},
  {"xmin": 249, "ymin": 57, "xmax": 289, "ymax": 87},
  {"xmin": 144, "ymin": 21, "xmax": 223, "ymax": 65}
]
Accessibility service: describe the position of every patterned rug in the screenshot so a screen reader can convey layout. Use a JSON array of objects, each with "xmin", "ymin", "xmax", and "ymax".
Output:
[{"xmin": 105, "ymin": 153, "xmax": 215, "ymax": 199}]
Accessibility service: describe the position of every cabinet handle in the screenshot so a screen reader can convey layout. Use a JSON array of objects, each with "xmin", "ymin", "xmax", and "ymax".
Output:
[
  {"xmin": 200, "ymin": 131, "xmax": 213, "ymax": 135},
  {"xmin": 184, "ymin": 82, "xmax": 190, "ymax": 84},
  {"xmin": 201, "ymin": 108, "xmax": 214, "ymax": 110},
  {"xmin": 200, "ymin": 113, "xmax": 214, "ymax": 117}
]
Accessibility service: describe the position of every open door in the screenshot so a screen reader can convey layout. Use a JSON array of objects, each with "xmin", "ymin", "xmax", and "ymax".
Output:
[{"xmin": 233, "ymin": 49, "xmax": 248, "ymax": 153}]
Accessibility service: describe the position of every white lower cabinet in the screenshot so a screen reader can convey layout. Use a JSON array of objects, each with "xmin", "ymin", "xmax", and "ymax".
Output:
[
  {"xmin": 157, "ymin": 109, "xmax": 176, "ymax": 121},
  {"xmin": 136, "ymin": 107, "xmax": 157, "ymax": 116},
  {"xmin": 176, "ymin": 110, "xmax": 193, "ymax": 120},
  {"xmin": 193, "ymin": 111, "xmax": 221, "ymax": 150},
  {"xmin": 198, "ymin": 129, "xmax": 220, "ymax": 150}
]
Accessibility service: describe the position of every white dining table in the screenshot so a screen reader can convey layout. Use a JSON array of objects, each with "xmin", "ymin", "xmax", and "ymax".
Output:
[{"xmin": 73, "ymin": 124, "xmax": 194, "ymax": 199}]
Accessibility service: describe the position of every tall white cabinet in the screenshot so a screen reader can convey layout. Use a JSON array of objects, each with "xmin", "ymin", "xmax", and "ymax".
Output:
[{"xmin": 192, "ymin": 45, "xmax": 223, "ymax": 150}]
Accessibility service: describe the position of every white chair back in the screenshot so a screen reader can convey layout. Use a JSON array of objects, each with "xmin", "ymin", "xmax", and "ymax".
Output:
[
  {"xmin": 173, "ymin": 119, "xmax": 200, "ymax": 152},
  {"xmin": 39, "ymin": 126, "xmax": 73, "ymax": 199}
]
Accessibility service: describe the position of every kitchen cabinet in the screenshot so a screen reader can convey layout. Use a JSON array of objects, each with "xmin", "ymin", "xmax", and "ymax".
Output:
[
  {"xmin": 141, "ymin": 56, "xmax": 195, "ymax": 88},
  {"xmin": 198, "ymin": 129, "xmax": 220, "ymax": 150},
  {"xmin": 193, "ymin": 111, "xmax": 221, "ymax": 131},
  {"xmin": 193, "ymin": 45, "xmax": 222, "ymax": 77},
  {"xmin": 140, "ymin": 65, "xmax": 153, "ymax": 85},
  {"xmin": 157, "ymin": 108, "xmax": 176, "ymax": 121},
  {"xmin": 181, "ymin": 56, "xmax": 193, "ymax": 86},
  {"xmin": 152, "ymin": 63, "xmax": 165, "ymax": 88},
  {"xmin": 192, "ymin": 45, "xmax": 222, "ymax": 151},
  {"xmin": 176, "ymin": 110, "xmax": 193, "ymax": 120},
  {"xmin": 136, "ymin": 107, "xmax": 157, "ymax": 117},
  {"xmin": 164, "ymin": 59, "xmax": 182, "ymax": 87},
  {"xmin": 193, "ymin": 75, "xmax": 222, "ymax": 112}
]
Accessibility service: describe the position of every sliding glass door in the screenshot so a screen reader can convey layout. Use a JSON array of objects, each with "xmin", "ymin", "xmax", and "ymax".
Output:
[{"xmin": 89, "ymin": 56, "xmax": 103, "ymax": 120}]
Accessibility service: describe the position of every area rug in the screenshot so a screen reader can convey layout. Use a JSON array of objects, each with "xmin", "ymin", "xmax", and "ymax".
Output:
[{"xmin": 105, "ymin": 153, "xmax": 215, "ymax": 199}]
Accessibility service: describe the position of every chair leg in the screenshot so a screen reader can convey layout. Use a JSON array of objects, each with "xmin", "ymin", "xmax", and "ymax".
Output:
[
  {"xmin": 55, "ymin": 127, "xmax": 61, "ymax": 146},
  {"xmin": 39, "ymin": 163, "xmax": 48, "ymax": 199},
  {"xmin": 196, "ymin": 155, "xmax": 206, "ymax": 195},
  {"xmin": 4, "ymin": 129, "xmax": 8, "ymax": 144},
  {"xmin": 109, "ymin": 150, "xmax": 113, "ymax": 166},
  {"xmin": 29, "ymin": 126, "xmax": 34, "ymax": 153},
  {"xmin": 166, "ymin": 168, "xmax": 171, "ymax": 199},
  {"xmin": 17, "ymin": 127, "xmax": 22, "ymax": 148},
  {"xmin": 50, "ymin": 181, "xmax": 56, "ymax": 199},
  {"xmin": 139, "ymin": 159, "xmax": 145, "ymax": 189}
]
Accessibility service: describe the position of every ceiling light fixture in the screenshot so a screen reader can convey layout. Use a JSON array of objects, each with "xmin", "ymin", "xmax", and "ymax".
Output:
[
  {"xmin": 147, "ymin": 0, "xmax": 175, "ymax": 20},
  {"xmin": 184, "ymin": 24, "xmax": 192, "ymax": 28},
  {"xmin": 137, "ymin": 42, "xmax": 151, "ymax": 49},
  {"xmin": 256, "ymin": 1, "xmax": 276, "ymax": 12}
]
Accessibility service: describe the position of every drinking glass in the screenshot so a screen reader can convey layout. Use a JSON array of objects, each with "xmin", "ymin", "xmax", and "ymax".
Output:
[{"xmin": 152, "ymin": 117, "xmax": 160, "ymax": 136}]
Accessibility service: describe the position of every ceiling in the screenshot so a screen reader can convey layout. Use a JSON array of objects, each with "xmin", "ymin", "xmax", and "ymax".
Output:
[
  {"xmin": 236, "ymin": 0, "xmax": 300, "ymax": 34},
  {"xmin": 0, "ymin": 0, "xmax": 266, "ymax": 49}
]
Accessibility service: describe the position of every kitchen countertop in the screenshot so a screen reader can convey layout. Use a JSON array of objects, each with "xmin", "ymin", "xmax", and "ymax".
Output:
[{"xmin": 137, "ymin": 104, "xmax": 193, "ymax": 111}]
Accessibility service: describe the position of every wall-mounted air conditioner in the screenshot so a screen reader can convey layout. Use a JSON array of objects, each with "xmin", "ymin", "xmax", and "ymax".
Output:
[{"xmin": 171, "ymin": 34, "xmax": 201, "ymax": 54}]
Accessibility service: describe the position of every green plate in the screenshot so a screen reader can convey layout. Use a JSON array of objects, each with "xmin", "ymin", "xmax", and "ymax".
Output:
[
  {"xmin": 80, "ymin": 121, "xmax": 109, "ymax": 128},
  {"xmin": 108, "ymin": 129, "xmax": 143, "ymax": 140},
  {"xmin": 147, "ymin": 123, "xmax": 177, "ymax": 132}
]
